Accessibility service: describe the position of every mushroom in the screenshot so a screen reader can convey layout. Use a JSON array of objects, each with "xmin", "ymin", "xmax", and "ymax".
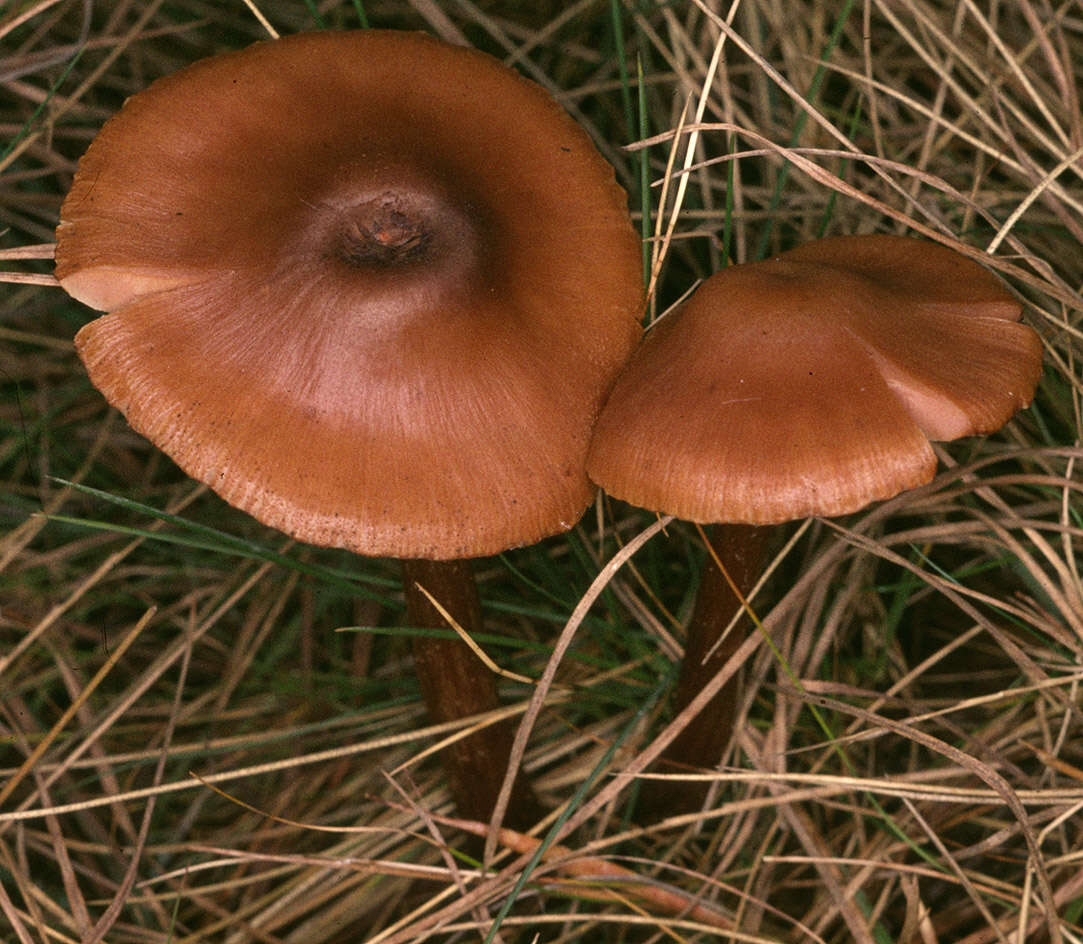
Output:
[
  {"xmin": 55, "ymin": 29, "xmax": 643, "ymax": 828},
  {"xmin": 586, "ymin": 234, "xmax": 1043, "ymax": 813}
]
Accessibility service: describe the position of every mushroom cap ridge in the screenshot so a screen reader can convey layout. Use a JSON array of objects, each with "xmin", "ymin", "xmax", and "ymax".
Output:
[
  {"xmin": 56, "ymin": 30, "xmax": 644, "ymax": 559},
  {"xmin": 586, "ymin": 235, "xmax": 1043, "ymax": 525}
]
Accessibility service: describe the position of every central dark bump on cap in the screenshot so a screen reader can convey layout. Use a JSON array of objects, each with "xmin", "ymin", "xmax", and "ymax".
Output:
[{"xmin": 339, "ymin": 195, "xmax": 432, "ymax": 266}]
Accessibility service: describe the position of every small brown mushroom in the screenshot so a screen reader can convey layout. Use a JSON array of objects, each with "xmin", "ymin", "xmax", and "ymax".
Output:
[
  {"xmin": 56, "ymin": 30, "xmax": 643, "ymax": 828},
  {"xmin": 587, "ymin": 234, "xmax": 1042, "ymax": 813}
]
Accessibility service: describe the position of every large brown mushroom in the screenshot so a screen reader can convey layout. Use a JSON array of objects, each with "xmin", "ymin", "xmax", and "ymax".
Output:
[
  {"xmin": 587, "ymin": 234, "xmax": 1043, "ymax": 813},
  {"xmin": 56, "ymin": 29, "xmax": 643, "ymax": 828}
]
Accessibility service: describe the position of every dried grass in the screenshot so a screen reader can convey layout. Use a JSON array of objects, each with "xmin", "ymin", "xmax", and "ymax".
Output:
[{"xmin": 2, "ymin": 1, "xmax": 1081, "ymax": 941}]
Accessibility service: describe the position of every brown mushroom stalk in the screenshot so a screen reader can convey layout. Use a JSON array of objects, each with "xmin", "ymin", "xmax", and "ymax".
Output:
[
  {"xmin": 55, "ymin": 30, "xmax": 643, "ymax": 830},
  {"xmin": 657, "ymin": 523, "xmax": 769, "ymax": 811},
  {"xmin": 587, "ymin": 234, "xmax": 1043, "ymax": 816},
  {"xmin": 401, "ymin": 558, "xmax": 543, "ymax": 826}
]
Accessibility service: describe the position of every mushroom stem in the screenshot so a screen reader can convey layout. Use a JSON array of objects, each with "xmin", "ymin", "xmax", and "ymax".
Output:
[
  {"xmin": 401, "ymin": 558, "xmax": 542, "ymax": 829},
  {"xmin": 642, "ymin": 524, "xmax": 770, "ymax": 816}
]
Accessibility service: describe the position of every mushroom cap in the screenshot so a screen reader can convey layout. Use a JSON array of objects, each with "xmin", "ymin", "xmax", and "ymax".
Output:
[
  {"xmin": 56, "ymin": 30, "xmax": 643, "ymax": 559},
  {"xmin": 586, "ymin": 235, "xmax": 1043, "ymax": 524}
]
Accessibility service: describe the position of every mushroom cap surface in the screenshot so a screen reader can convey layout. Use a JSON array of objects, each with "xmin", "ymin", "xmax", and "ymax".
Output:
[
  {"xmin": 587, "ymin": 235, "xmax": 1043, "ymax": 524},
  {"xmin": 56, "ymin": 30, "xmax": 643, "ymax": 559}
]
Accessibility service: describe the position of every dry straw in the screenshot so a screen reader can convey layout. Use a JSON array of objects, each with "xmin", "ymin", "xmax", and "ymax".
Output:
[{"xmin": 2, "ymin": 1, "xmax": 1081, "ymax": 942}]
